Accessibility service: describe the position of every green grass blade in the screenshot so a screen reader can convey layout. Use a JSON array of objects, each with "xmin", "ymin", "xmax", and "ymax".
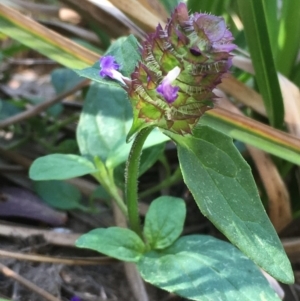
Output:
[
  {"xmin": 276, "ymin": 1, "xmax": 300, "ymax": 77},
  {"xmin": 200, "ymin": 109, "xmax": 300, "ymax": 165},
  {"xmin": 262, "ymin": 0, "xmax": 278, "ymax": 53},
  {"xmin": 0, "ymin": 4, "xmax": 99, "ymax": 69},
  {"xmin": 237, "ymin": 0, "xmax": 284, "ymax": 128}
]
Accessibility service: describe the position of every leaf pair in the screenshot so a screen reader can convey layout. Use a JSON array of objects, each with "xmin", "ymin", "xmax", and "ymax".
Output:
[{"xmin": 77, "ymin": 196, "xmax": 282, "ymax": 301}]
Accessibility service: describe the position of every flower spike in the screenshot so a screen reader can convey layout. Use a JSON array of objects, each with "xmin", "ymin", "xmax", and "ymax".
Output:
[{"xmin": 126, "ymin": 2, "xmax": 236, "ymax": 138}]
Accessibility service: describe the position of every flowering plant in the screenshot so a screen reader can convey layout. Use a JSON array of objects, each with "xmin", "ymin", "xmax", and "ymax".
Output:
[{"xmin": 29, "ymin": 2, "xmax": 293, "ymax": 300}]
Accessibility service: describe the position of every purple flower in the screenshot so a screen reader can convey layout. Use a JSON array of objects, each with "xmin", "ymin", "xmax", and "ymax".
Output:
[
  {"xmin": 156, "ymin": 67, "xmax": 180, "ymax": 103},
  {"xmin": 70, "ymin": 296, "xmax": 81, "ymax": 301},
  {"xmin": 99, "ymin": 55, "xmax": 129, "ymax": 85}
]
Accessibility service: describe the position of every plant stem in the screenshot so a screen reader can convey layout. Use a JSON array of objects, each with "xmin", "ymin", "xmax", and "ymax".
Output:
[
  {"xmin": 139, "ymin": 166, "xmax": 182, "ymax": 198},
  {"xmin": 126, "ymin": 127, "xmax": 153, "ymax": 237},
  {"xmin": 93, "ymin": 157, "xmax": 128, "ymax": 217}
]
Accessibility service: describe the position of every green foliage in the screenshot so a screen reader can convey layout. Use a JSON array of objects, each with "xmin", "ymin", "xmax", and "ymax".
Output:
[
  {"xmin": 237, "ymin": 0, "xmax": 284, "ymax": 128},
  {"xmin": 276, "ymin": 0, "xmax": 300, "ymax": 77},
  {"xmin": 34, "ymin": 180, "xmax": 85, "ymax": 210},
  {"xmin": 76, "ymin": 83, "xmax": 132, "ymax": 167},
  {"xmin": 51, "ymin": 68, "xmax": 83, "ymax": 94},
  {"xmin": 168, "ymin": 125, "xmax": 293, "ymax": 283},
  {"xmin": 77, "ymin": 82, "xmax": 168, "ymax": 169},
  {"xmin": 138, "ymin": 235, "xmax": 281, "ymax": 301},
  {"xmin": 0, "ymin": 99, "xmax": 22, "ymax": 120},
  {"xmin": 76, "ymin": 227, "xmax": 146, "ymax": 262},
  {"xmin": 144, "ymin": 196, "xmax": 186, "ymax": 249},
  {"xmin": 29, "ymin": 154, "xmax": 97, "ymax": 180},
  {"xmin": 78, "ymin": 195, "xmax": 281, "ymax": 300},
  {"xmin": 12, "ymin": 1, "xmax": 298, "ymax": 299}
]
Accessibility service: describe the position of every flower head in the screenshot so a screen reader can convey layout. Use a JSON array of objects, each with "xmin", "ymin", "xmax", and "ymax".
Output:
[
  {"xmin": 99, "ymin": 55, "xmax": 129, "ymax": 85},
  {"xmin": 126, "ymin": 3, "xmax": 236, "ymax": 138}
]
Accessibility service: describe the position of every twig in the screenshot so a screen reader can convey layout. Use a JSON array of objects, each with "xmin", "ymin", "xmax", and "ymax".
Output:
[
  {"xmin": 0, "ymin": 223, "xmax": 79, "ymax": 247},
  {"xmin": 0, "ymin": 262, "xmax": 61, "ymax": 301},
  {"xmin": 0, "ymin": 79, "xmax": 89, "ymax": 129},
  {"xmin": 0, "ymin": 249, "xmax": 116, "ymax": 265}
]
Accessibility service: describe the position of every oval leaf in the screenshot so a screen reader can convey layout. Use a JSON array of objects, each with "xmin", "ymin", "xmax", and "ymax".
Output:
[
  {"xmin": 29, "ymin": 154, "xmax": 97, "ymax": 180},
  {"xmin": 167, "ymin": 125, "xmax": 293, "ymax": 284},
  {"xmin": 34, "ymin": 180, "xmax": 82, "ymax": 210},
  {"xmin": 76, "ymin": 227, "xmax": 145, "ymax": 262},
  {"xmin": 138, "ymin": 235, "xmax": 281, "ymax": 301},
  {"xmin": 77, "ymin": 82, "xmax": 169, "ymax": 169},
  {"xmin": 144, "ymin": 196, "xmax": 186, "ymax": 249}
]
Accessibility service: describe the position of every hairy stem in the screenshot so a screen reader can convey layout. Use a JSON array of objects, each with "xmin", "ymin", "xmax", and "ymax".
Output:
[{"xmin": 125, "ymin": 127, "xmax": 153, "ymax": 237}]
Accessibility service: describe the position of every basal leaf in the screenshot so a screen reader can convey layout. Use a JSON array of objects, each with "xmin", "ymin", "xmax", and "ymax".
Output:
[
  {"xmin": 144, "ymin": 196, "xmax": 186, "ymax": 249},
  {"xmin": 76, "ymin": 227, "xmax": 145, "ymax": 262},
  {"xmin": 138, "ymin": 235, "xmax": 281, "ymax": 301},
  {"xmin": 29, "ymin": 154, "xmax": 97, "ymax": 180},
  {"xmin": 167, "ymin": 125, "xmax": 293, "ymax": 284},
  {"xmin": 34, "ymin": 180, "xmax": 82, "ymax": 210}
]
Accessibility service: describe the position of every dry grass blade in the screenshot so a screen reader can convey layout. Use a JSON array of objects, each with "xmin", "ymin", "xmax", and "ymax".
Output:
[
  {"xmin": 0, "ymin": 223, "xmax": 79, "ymax": 247},
  {"xmin": 0, "ymin": 249, "xmax": 115, "ymax": 265},
  {"xmin": 137, "ymin": 0, "xmax": 168, "ymax": 21},
  {"xmin": 247, "ymin": 146, "xmax": 292, "ymax": 232},
  {"xmin": 108, "ymin": 0, "xmax": 165, "ymax": 31},
  {"xmin": 219, "ymin": 74, "xmax": 266, "ymax": 116},
  {"xmin": 233, "ymin": 56, "xmax": 300, "ymax": 137},
  {"xmin": 0, "ymin": 4, "xmax": 99, "ymax": 67},
  {"xmin": 60, "ymin": 0, "xmax": 130, "ymax": 38}
]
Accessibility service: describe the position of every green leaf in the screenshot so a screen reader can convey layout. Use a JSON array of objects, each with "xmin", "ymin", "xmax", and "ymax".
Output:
[
  {"xmin": 144, "ymin": 196, "xmax": 186, "ymax": 249},
  {"xmin": 138, "ymin": 235, "xmax": 281, "ymax": 301},
  {"xmin": 51, "ymin": 68, "xmax": 83, "ymax": 94},
  {"xmin": 77, "ymin": 83, "xmax": 169, "ymax": 169},
  {"xmin": 76, "ymin": 227, "xmax": 145, "ymax": 262},
  {"xmin": 29, "ymin": 154, "xmax": 97, "ymax": 180},
  {"xmin": 237, "ymin": 0, "xmax": 284, "ymax": 128},
  {"xmin": 167, "ymin": 125, "xmax": 293, "ymax": 284},
  {"xmin": 75, "ymin": 35, "xmax": 140, "ymax": 86},
  {"xmin": 33, "ymin": 180, "xmax": 82, "ymax": 210},
  {"xmin": 0, "ymin": 99, "xmax": 22, "ymax": 120}
]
